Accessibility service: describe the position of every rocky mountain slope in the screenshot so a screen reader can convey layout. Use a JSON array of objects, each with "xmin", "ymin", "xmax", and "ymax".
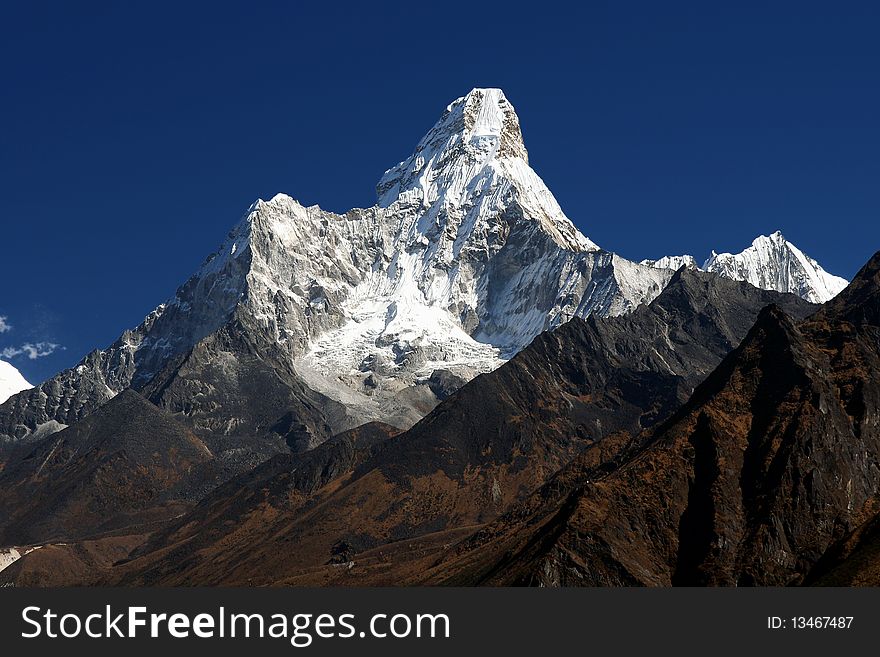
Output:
[
  {"xmin": 804, "ymin": 512, "xmax": 880, "ymax": 586},
  {"xmin": 1, "ymin": 254, "xmax": 864, "ymax": 588},
  {"xmin": 0, "ymin": 390, "xmax": 213, "ymax": 547},
  {"xmin": 424, "ymin": 251, "xmax": 880, "ymax": 586},
  {"xmin": 643, "ymin": 231, "xmax": 848, "ymax": 303},
  {"xmin": 101, "ymin": 269, "xmax": 814, "ymax": 586}
]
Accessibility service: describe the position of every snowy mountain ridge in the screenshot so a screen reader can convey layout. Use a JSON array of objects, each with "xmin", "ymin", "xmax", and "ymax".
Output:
[
  {"xmin": 0, "ymin": 88, "xmax": 674, "ymax": 439},
  {"xmin": 642, "ymin": 231, "xmax": 848, "ymax": 303},
  {"xmin": 0, "ymin": 89, "xmax": 845, "ymax": 441}
]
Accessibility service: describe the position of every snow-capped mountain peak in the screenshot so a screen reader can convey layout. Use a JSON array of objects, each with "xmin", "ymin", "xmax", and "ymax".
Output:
[
  {"xmin": 377, "ymin": 88, "xmax": 525, "ymax": 208},
  {"xmin": 0, "ymin": 360, "xmax": 31, "ymax": 404},
  {"xmin": 703, "ymin": 231, "xmax": 847, "ymax": 303},
  {"xmin": 377, "ymin": 88, "xmax": 598, "ymax": 253},
  {"xmin": 643, "ymin": 231, "xmax": 848, "ymax": 303},
  {"xmin": 0, "ymin": 88, "xmax": 678, "ymax": 438}
]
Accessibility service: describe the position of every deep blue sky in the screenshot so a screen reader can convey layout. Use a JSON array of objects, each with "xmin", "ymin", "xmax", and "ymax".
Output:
[{"xmin": 2, "ymin": 1, "xmax": 878, "ymax": 383}]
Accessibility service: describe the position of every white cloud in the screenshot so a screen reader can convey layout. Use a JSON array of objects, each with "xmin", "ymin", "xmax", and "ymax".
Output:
[
  {"xmin": 0, "ymin": 316, "xmax": 10, "ymax": 333},
  {"xmin": 1, "ymin": 342, "xmax": 63, "ymax": 360}
]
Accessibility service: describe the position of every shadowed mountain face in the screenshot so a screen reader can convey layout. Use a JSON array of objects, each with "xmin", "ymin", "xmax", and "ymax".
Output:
[
  {"xmin": 138, "ymin": 322, "xmax": 344, "ymax": 451},
  {"xmin": 422, "ymin": 253, "xmax": 880, "ymax": 586},
  {"xmin": 804, "ymin": 513, "xmax": 880, "ymax": 586},
  {"xmin": 0, "ymin": 390, "xmax": 214, "ymax": 546},
  {"xmin": 110, "ymin": 421, "xmax": 400, "ymax": 586},
  {"xmin": 102, "ymin": 270, "xmax": 817, "ymax": 586}
]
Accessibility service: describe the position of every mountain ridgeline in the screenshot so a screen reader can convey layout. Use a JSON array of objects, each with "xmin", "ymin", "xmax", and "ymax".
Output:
[{"xmin": 0, "ymin": 88, "xmax": 871, "ymax": 588}]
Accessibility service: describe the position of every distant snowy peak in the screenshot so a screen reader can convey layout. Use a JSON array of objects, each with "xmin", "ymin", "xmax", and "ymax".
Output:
[
  {"xmin": 704, "ymin": 231, "xmax": 848, "ymax": 303},
  {"xmin": 0, "ymin": 360, "xmax": 31, "ymax": 404},
  {"xmin": 643, "ymin": 231, "xmax": 848, "ymax": 303},
  {"xmin": 640, "ymin": 255, "xmax": 699, "ymax": 271}
]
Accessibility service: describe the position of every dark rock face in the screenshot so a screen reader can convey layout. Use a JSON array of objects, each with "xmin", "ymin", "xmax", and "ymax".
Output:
[
  {"xmin": 814, "ymin": 249, "xmax": 880, "ymax": 327},
  {"xmin": 139, "ymin": 321, "xmax": 343, "ymax": 452},
  {"xmin": 0, "ymin": 246, "xmax": 249, "ymax": 444},
  {"xmin": 424, "ymin": 369, "xmax": 468, "ymax": 400},
  {"xmin": 805, "ymin": 512, "xmax": 880, "ymax": 586},
  {"xmin": 0, "ymin": 347, "xmax": 126, "ymax": 443},
  {"xmin": 425, "ymin": 253, "xmax": 880, "ymax": 586},
  {"xmin": 0, "ymin": 390, "xmax": 214, "ymax": 546}
]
